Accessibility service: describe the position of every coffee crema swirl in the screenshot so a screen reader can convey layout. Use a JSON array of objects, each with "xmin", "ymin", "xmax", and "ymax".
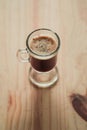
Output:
[{"xmin": 30, "ymin": 36, "xmax": 57, "ymax": 55}]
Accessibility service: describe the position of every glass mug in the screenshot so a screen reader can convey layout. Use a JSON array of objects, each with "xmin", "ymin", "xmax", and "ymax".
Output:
[{"xmin": 17, "ymin": 28, "xmax": 60, "ymax": 88}]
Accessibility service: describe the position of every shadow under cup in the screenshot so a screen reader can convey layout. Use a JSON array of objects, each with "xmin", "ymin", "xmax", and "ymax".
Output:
[{"xmin": 17, "ymin": 29, "xmax": 60, "ymax": 88}]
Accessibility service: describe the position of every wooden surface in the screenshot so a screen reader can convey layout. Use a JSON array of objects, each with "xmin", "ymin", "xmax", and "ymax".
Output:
[{"xmin": 0, "ymin": 0, "xmax": 87, "ymax": 130}]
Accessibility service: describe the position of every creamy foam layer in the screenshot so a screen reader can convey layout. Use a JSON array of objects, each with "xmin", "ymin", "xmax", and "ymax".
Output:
[{"xmin": 30, "ymin": 36, "xmax": 57, "ymax": 55}]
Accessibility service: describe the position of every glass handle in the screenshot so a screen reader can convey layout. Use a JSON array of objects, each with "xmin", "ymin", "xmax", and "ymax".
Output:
[{"xmin": 17, "ymin": 48, "xmax": 29, "ymax": 63}]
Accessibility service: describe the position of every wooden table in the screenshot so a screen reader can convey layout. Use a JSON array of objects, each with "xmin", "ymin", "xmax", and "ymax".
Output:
[{"xmin": 0, "ymin": 0, "xmax": 87, "ymax": 130}]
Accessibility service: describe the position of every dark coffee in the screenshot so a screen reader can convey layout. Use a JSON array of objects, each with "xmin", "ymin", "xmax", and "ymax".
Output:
[{"xmin": 30, "ymin": 36, "xmax": 57, "ymax": 72}]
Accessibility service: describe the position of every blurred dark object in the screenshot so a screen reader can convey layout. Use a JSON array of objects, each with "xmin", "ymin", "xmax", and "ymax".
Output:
[{"xmin": 70, "ymin": 93, "xmax": 87, "ymax": 121}]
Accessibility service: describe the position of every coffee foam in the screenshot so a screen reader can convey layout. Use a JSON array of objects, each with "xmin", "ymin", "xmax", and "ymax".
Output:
[{"xmin": 30, "ymin": 36, "xmax": 57, "ymax": 55}]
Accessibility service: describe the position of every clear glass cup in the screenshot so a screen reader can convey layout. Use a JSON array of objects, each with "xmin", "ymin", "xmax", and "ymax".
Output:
[{"xmin": 17, "ymin": 28, "xmax": 60, "ymax": 88}]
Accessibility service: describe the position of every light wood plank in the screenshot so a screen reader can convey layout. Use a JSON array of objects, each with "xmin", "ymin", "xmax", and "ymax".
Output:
[{"xmin": 0, "ymin": 0, "xmax": 87, "ymax": 130}]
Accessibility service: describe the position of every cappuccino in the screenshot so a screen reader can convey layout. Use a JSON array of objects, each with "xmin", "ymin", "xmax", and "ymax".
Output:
[{"xmin": 30, "ymin": 36, "xmax": 57, "ymax": 72}]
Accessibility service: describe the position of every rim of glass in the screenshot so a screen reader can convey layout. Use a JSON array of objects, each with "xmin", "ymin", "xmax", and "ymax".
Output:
[{"xmin": 26, "ymin": 28, "xmax": 60, "ymax": 57}]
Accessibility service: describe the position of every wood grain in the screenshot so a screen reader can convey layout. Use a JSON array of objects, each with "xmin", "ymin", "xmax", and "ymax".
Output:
[{"xmin": 0, "ymin": 0, "xmax": 87, "ymax": 130}]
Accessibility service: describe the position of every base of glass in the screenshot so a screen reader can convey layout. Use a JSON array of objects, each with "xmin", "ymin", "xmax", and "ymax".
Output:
[{"xmin": 28, "ymin": 66, "xmax": 59, "ymax": 88}]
